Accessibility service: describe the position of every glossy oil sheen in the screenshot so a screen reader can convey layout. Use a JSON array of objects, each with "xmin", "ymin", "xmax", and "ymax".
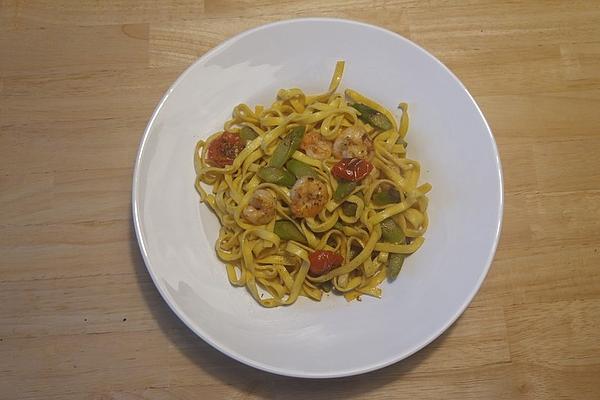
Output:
[{"xmin": 132, "ymin": 18, "xmax": 503, "ymax": 378}]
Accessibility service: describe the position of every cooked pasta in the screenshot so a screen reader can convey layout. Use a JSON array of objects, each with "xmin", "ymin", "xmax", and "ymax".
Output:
[{"xmin": 194, "ymin": 61, "xmax": 431, "ymax": 307}]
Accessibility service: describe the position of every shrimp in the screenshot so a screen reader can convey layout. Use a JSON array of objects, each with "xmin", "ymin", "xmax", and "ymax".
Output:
[
  {"xmin": 242, "ymin": 189, "xmax": 276, "ymax": 225},
  {"xmin": 290, "ymin": 176, "xmax": 329, "ymax": 218},
  {"xmin": 300, "ymin": 130, "xmax": 332, "ymax": 160},
  {"xmin": 332, "ymin": 125, "xmax": 373, "ymax": 159}
]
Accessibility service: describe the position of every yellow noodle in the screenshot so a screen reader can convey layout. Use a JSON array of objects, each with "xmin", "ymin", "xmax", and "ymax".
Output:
[{"xmin": 194, "ymin": 61, "xmax": 431, "ymax": 307}]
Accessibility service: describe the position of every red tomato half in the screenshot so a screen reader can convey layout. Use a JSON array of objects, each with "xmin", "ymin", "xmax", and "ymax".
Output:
[
  {"xmin": 206, "ymin": 132, "xmax": 244, "ymax": 168},
  {"xmin": 331, "ymin": 158, "xmax": 373, "ymax": 181},
  {"xmin": 308, "ymin": 250, "xmax": 344, "ymax": 276}
]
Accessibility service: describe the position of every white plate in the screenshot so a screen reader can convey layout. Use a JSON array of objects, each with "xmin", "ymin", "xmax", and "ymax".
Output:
[{"xmin": 132, "ymin": 18, "xmax": 503, "ymax": 378}]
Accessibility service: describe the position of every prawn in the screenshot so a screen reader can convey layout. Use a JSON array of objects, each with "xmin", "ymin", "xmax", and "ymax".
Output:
[
  {"xmin": 300, "ymin": 130, "xmax": 332, "ymax": 160},
  {"xmin": 332, "ymin": 125, "xmax": 373, "ymax": 159},
  {"xmin": 242, "ymin": 189, "xmax": 276, "ymax": 225},
  {"xmin": 290, "ymin": 176, "xmax": 329, "ymax": 218}
]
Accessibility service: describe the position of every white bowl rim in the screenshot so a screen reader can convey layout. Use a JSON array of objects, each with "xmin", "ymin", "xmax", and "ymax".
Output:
[{"xmin": 132, "ymin": 17, "xmax": 504, "ymax": 378}]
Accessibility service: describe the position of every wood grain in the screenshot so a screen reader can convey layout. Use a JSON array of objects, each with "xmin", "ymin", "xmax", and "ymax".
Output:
[{"xmin": 1, "ymin": 1, "xmax": 600, "ymax": 399}]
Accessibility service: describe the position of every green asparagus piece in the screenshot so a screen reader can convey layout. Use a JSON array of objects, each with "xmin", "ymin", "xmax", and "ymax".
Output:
[
  {"xmin": 286, "ymin": 159, "xmax": 318, "ymax": 178},
  {"xmin": 351, "ymin": 103, "xmax": 393, "ymax": 130},
  {"xmin": 269, "ymin": 126, "xmax": 305, "ymax": 168},
  {"xmin": 273, "ymin": 220, "xmax": 307, "ymax": 243},
  {"xmin": 239, "ymin": 126, "xmax": 258, "ymax": 142},
  {"xmin": 387, "ymin": 253, "xmax": 405, "ymax": 280},
  {"xmin": 380, "ymin": 218, "xmax": 405, "ymax": 244},
  {"xmin": 372, "ymin": 188, "xmax": 401, "ymax": 205},
  {"xmin": 257, "ymin": 166, "xmax": 296, "ymax": 187},
  {"xmin": 333, "ymin": 181, "xmax": 357, "ymax": 202},
  {"xmin": 380, "ymin": 218, "xmax": 407, "ymax": 281}
]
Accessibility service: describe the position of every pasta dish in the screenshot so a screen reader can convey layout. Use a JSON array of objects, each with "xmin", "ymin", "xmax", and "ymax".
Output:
[{"xmin": 194, "ymin": 61, "xmax": 431, "ymax": 307}]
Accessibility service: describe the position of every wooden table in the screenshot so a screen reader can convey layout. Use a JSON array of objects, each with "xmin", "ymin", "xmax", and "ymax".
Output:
[{"xmin": 2, "ymin": 1, "xmax": 599, "ymax": 399}]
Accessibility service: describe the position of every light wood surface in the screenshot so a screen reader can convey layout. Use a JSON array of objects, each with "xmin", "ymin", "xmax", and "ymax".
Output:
[{"xmin": 1, "ymin": 1, "xmax": 599, "ymax": 399}]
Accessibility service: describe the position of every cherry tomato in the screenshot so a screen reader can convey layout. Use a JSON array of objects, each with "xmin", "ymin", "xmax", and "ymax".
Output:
[
  {"xmin": 206, "ymin": 132, "xmax": 244, "ymax": 168},
  {"xmin": 308, "ymin": 250, "xmax": 344, "ymax": 276},
  {"xmin": 331, "ymin": 158, "xmax": 373, "ymax": 181}
]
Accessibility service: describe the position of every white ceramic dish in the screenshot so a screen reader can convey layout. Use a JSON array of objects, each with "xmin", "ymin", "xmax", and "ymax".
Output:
[{"xmin": 132, "ymin": 18, "xmax": 503, "ymax": 378}]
